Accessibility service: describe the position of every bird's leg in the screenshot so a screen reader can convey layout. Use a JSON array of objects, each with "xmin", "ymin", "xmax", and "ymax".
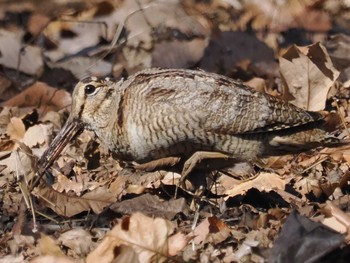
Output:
[
  {"xmin": 181, "ymin": 151, "xmax": 231, "ymax": 183},
  {"xmin": 175, "ymin": 151, "xmax": 230, "ymax": 197}
]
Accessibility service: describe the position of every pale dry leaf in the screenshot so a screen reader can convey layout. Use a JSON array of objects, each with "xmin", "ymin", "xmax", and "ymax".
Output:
[
  {"xmin": 117, "ymin": 0, "xmax": 209, "ymax": 72},
  {"xmin": 322, "ymin": 215, "xmax": 348, "ymax": 234},
  {"xmin": 159, "ymin": 171, "xmax": 181, "ymax": 186},
  {"xmin": 8, "ymin": 235, "xmax": 35, "ymax": 257},
  {"xmin": 0, "ymin": 29, "xmax": 43, "ymax": 76},
  {"xmin": 44, "ymin": 20, "xmax": 102, "ymax": 61},
  {"xmin": 86, "ymin": 236, "xmax": 136, "ymax": 263},
  {"xmin": 87, "ymin": 212, "xmax": 175, "ymax": 263},
  {"xmin": 224, "ymin": 172, "xmax": 286, "ymax": 198},
  {"xmin": 30, "ymin": 255, "xmax": 75, "ymax": 263},
  {"xmin": 193, "ymin": 216, "xmax": 231, "ymax": 245},
  {"xmin": 192, "ymin": 216, "xmax": 210, "ymax": 245},
  {"xmin": 125, "ymin": 184, "xmax": 146, "ymax": 195},
  {"xmin": 167, "ymin": 232, "xmax": 189, "ymax": 256},
  {"xmin": 218, "ymin": 162, "xmax": 255, "ymax": 194},
  {"xmin": 33, "ymin": 184, "xmax": 118, "ymax": 217},
  {"xmin": 279, "ymin": 42, "xmax": 340, "ymax": 111},
  {"xmin": 0, "ymin": 255, "xmax": 24, "ymax": 263},
  {"xmin": 235, "ymin": 233, "xmax": 262, "ymax": 261},
  {"xmin": 41, "ymin": 111, "xmax": 62, "ymax": 129},
  {"xmin": 215, "ymin": 173, "xmax": 243, "ymax": 196},
  {"xmin": 0, "ymin": 150, "xmax": 33, "ymax": 177},
  {"xmin": 323, "ymin": 201, "xmax": 350, "ymax": 232},
  {"xmin": 38, "ymin": 233, "xmax": 65, "ymax": 257},
  {"xmin": 294, "ymin": 177, "xmax": 322, "ymax": 197},
  {"xmin": 47, "ymin": 56, "xmax": 113, "ymax": 79},
  {"xmin": 244, "ymin": 77, "xmax": 266, "ymax": 93},
  {"xmin": 107, "ymin": 175, "xmax": 127, "ymax": 195},
  {"xmin": 58, "ymin": 228, "xmax": 94, "ymax": 256},
  {"xmin": 298, "ymin": 146, "xmax": 348, "ymax": 168},
  {"xmin": 52, "ymin": 173, "xmax": 84, "ymax": 195},
  {"xmin": 6, "ymin": 117, "xmax": 26, "ymax": 141},
  {"xmin": 22, "ymin": 124, "xmax": 53, "ymax": 148},
  {"xmin": 3, "ymin": 82, "xmax": 72, "ymax": 113}
]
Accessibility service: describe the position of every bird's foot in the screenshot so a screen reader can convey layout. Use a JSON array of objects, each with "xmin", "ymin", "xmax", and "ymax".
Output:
[{"xmin": 175, "ymin": 151, "xmax": 230, "ymax": 198}]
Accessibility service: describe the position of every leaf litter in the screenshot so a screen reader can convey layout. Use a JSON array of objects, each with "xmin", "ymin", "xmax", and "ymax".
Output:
[{"xmin": 1, "ymin": 0, "xmax": 350, "ymax": 262}]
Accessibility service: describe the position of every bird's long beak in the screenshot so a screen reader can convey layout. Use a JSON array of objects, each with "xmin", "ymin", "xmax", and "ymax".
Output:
[{"xmin": 36, "ymin": 119, "xmax": 84, "ymax": 178}]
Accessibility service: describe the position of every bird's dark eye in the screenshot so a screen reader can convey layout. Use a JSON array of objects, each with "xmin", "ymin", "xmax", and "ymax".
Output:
[{"xmin": 84, "ymin": 84, "xmax": 97, "ymax": 95}]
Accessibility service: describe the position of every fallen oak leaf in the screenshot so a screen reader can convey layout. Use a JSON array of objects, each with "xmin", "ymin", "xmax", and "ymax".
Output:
[
  {"xmin": 86, "ymin": 212, "xmax": 180, "ymax": 263},
  {"xmin": 58, "ymin": 228, "xmax": 94, "ymax": 257},
  {"xmin": 3, "ymin": 82, "xmax": 71, "ymax": 113},
  {"xmin": 168, "ymin": 232, "xmax": 190, "ymax": 256},
  {"xmin": 6, "ymin": 117, "xmax": 26, "ymax": 141},
  {"xmin": 193, "ymin": 216, "xmax": 231, "ymax": 245},
  {"xmin": 38, "ymin": 233, "xmax": 65, "ymax": 257},
  {"xmin": 32, "ymin": 183, "xmax": 119, "ymax": 217},
  {"xmin": 0, "ymin": 29, "xmax": 43, "ymax": 76},
  {"xmin": 224, "ymin": 172, "xmax": 287, "ymax": 199},
  {"xmin": 279, "ymin": 42, "xmax": 339, "ymax": 111},
  {"xmin": 319, "ymin": 201, "xmax": 350, "ymax": 235}
]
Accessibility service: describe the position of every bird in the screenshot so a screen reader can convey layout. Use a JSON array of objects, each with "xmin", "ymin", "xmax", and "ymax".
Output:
[{"xmin": 37, "ymin": 68, "xmax": 341, "ymax": 186}]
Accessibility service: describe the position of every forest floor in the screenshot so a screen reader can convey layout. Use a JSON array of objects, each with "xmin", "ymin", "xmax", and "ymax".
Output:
[{"xmin": 1, "ymin": 0, "xmax": 350, "ymax": 262}]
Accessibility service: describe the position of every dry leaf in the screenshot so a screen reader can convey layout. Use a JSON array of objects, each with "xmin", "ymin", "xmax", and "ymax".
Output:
[
  {"xmin": 3, "ymin": 82, "xmax": 71, "ymax": 113},
  {"xmin": 33, "ymin": 184, "xmax": 118, "ymax": 217},
  {"xmin": 44, "ymin": 20, "xmax": 102, "ymax": 61},
  {"xmin": 38, "ymin": 233, "xmax": 65, "ymax": 257},
  {"xmin": 86, "ymin": 212, "xmax": 175, "ymax": 263},
  {"xmin": 30, "ymin": 256, "xmax": 75, "ymax": 263},
  {"xmin": 118, "ymin": 0, "xmax": 209, "ymax": 72},
  {"xmin": 279, "ymin": 42, "xmax": 340, "ymax": 111},
  {"xmin": 294, "ymin": 177, "xmax": 322, "ymax": 197},
  {"xmin": 193, "ymin": 216, "xmax": 231, "ymax": 245},
  {"xmin": 6, "ymin": 117, "xmax": 26, "ymax": 141},
  {"xmin": 167, "ymin": 232, "xmax": 189, "ymax": 256},
  {"xmin": 0, "ymin": 150, "xmax": 33, "ymax": 177},
  {"xmin": 0, "ymin": 29, "xmax": 43, "ymax": 76},
  {"xmin": 22, "ymin": 124, "xmax": 52, "ymax": 148},
  {"xmin": 244, "ymin": 77, "xmax": 267, "ymax": 93},
  {"xmin": 320, "ymin": 201, "xmax": 350, "ymax": 234},
  {"xmin": 225, "ymin": 172, "xmax": 286, "ymax": 198},
  {"xmin": 1, "ymin": 255, "xmax": 25, "ymax": 263},
  {"xmin": 47, "ymin": 57, "xmax": 112, "ymax": 79},
  {"xmin": 51, "ymin": 173, "xmax": 85, "ymax": 195},
  {"xmin": 58, "ymin": 229, "xmax": 94, "ymax": 256}
]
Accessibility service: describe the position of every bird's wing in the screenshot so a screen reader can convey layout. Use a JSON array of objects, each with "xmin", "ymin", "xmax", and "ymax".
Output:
[{"xmin": 134, "ymin": 68, "xmax": 323, "ymax": 135}]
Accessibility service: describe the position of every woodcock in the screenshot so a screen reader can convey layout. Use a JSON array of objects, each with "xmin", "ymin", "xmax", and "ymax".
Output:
[{"xmin": 37, "ymin": 68, "xmax": 340, "ymax": 184}]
